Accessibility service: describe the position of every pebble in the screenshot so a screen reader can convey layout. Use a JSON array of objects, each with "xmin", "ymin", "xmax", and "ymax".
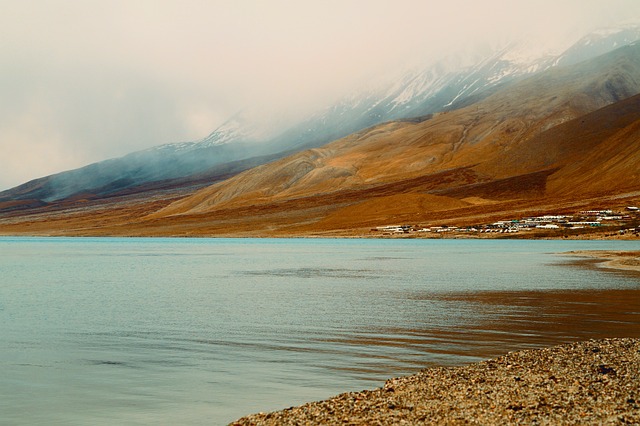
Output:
[{"xmin": 230, "ymin": 338, "xmax": 640, "ymax": 425}]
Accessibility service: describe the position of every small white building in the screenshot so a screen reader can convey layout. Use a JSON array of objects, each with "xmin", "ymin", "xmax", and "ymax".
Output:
[{"xmin": 536, "ymin": 224, "xmax": 560, "ymax": 229}]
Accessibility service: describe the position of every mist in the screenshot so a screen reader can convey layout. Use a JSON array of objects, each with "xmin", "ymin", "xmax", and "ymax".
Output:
[{"xmin": 1, "ymin": 0, "xmax": 639, "ymax": 190}]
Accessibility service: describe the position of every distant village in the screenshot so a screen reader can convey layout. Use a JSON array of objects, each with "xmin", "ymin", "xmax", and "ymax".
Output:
[{"xmin": 373, "ymin": 206, "xmax": 640, "ymax": 238}]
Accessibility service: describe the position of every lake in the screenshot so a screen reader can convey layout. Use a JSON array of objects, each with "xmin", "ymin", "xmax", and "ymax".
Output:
[{"xmin": 1, "ymin": 237, "xmax": 639, "ymax": 425}]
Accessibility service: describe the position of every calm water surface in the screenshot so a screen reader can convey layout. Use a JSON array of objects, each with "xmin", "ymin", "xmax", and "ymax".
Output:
[{"xmin": 1, "ymin": 237, "xmax": 639, "ymax": 424}]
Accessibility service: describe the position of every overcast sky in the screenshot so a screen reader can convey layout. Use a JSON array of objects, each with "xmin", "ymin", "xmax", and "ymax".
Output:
[{"xmin": 1, "ymin": 0, "xmax": 639, "ymax": 190}]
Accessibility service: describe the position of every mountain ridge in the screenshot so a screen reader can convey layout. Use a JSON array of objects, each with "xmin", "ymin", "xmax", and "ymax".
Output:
[
  {"xmin": 2, "ymin": 25, "xmax": 639, "ymax": 207},
  {"xmin": 2, "ymin": 32, "xmax": 640, "ymax": 236},
  {"xmin": 149, "ymin": 43, "xmax": 640, "ymax": 228}
]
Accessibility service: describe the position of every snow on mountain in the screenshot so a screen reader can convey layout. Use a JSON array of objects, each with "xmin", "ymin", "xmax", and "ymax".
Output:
[
  {"xmin": 146, "ymin": 23, "xmax": 640, "ymax": 163},
  {"xmin": 149, "ymin": 106, "xmax": 298, "ymax": 158},
  {"xmin": 5, "ymin": 23, "xmax": 640, "ymax": 205},
  {"xmin": 283, "ymin": 39, "xmax": 563, "ymax": 144},
  {"xmin": 200, "ymin": 115, "xmax": 246, "ymax": 147},
  {"xmin": 296, "ymin": 23, "xmax": 640, "ymax": 139},
  {"xmin": 148, "ymin": 113, "xmax": 251, "ymax": 155},
  {"xmin": 556, "ymin": 24, "xmax": 640, "ymax": 66}
]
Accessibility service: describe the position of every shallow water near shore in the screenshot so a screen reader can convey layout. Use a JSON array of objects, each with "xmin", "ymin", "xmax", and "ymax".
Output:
[{"xmin": 1, "ymin": 237, "xmax": 639, "ymax": 425}]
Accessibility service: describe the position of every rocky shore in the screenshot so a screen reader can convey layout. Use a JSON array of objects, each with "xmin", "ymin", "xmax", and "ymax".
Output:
[{"xmin": 231, "ymin": 338, "xmax": 640, "ymax": 425}]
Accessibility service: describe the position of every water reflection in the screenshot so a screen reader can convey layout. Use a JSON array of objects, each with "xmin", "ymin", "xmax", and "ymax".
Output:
[
  {"xmin": 318, "ymin": 288, "xmax": 640, "ymax": 376},
  {"xmin": 2, "ymin": 238, "xmax": 640, "ymax": 425},
  {"xmin": 435, "ymin": 288, "xmax": 640, "ymax": 348},
  {"xmin": 242, "ymin": 267, "xmax": 384, "ymax": 279}
]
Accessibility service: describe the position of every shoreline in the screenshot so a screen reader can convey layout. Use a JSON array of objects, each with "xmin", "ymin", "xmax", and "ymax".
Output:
[
  {"xmin": 562, "ymin": 250, "xmax": 640, "ymax": 273},
  {"xmin": 231, "ymin": 253, "xmax": 640, "ymax": 425},
  {"xmin": 231, "ymin": 338, "xmax": 640, "ymax": 425}
]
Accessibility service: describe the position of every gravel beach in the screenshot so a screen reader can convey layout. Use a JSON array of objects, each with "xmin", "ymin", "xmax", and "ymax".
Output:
[{"xmin": 231, "ymin": 338, "xmax": 640, "ymax": 425}]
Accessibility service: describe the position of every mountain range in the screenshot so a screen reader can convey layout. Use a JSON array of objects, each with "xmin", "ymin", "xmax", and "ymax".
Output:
[{"xmin": 1, "ymin": 25, "xmax": 640, "ymax": 236}]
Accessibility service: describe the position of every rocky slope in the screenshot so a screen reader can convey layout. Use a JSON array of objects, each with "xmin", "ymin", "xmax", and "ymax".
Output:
[
  {"xmin": 152, "ymin": 43, "xmax": 640, "ymax": 227},
  {"xmin": 2, "ymin": 25, "xmax": 639, "ymax": 208},
  {"xmin": 2, "ymin": 40, "xmax": 640, "ymax": 236}
]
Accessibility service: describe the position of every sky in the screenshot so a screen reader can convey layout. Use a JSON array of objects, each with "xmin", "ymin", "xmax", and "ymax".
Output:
[{"xmin": 1, "ymin": 0, "xmax": 639, "ymax": 191}]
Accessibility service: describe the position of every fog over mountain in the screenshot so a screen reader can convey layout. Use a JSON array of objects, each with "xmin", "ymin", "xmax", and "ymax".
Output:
[
  {"xmin": 2, "ymin": 23, "xmax": 639, "ymax": 208},
  {"xmin": 3, "ymin": 39, "xmax": 639, "ymax": 237},
  {"xmin": 1, "ymin": 0, "xmax": 640, "ymax": 190}
]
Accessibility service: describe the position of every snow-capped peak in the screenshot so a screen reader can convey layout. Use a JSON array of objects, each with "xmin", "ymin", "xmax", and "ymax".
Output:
[
  {"xmin": 200, "ymin": 114, "xmax": 246, "ymax": 147},
  {"xmin": 555, "ymin": 23, "xmax": 640, "ymax": 67},
  {"xmin": 151, "ymin": 22, "xmax": 640, "ymax": 159},
  {"xmin": 499, "ymin": 39, "xmax": 563, "ymax": 66}
]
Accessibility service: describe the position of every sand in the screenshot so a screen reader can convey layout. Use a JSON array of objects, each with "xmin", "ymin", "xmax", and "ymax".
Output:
[
  {"xmin": 230, "ymin": 338, "xmax": 640, "ymax": 425},
  {"xmin": 562, "ymin": 250, "xmax": 640, "ymax": 273}
]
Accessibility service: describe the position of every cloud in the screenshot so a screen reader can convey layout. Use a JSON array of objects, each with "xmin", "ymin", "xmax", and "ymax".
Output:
[
  {"xmin": 1, "ymin": 0, "xmax": 639, "ymax": 190},
  {"xmin": 0, "ymin": 62, "xmax": 231, "ymax": 189},
  {"xmin": 0, "ymin": 103, "xmax": 84, "ymax": 189}
]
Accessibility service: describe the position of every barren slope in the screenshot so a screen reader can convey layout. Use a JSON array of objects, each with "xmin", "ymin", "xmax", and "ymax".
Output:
[
  {"xmin": 2, "ymin": 45, "xmax": 640, "ymax": 237},
  {"xmin": 152, "ymin": 44, "xmax": 640, "ymax": 227}
]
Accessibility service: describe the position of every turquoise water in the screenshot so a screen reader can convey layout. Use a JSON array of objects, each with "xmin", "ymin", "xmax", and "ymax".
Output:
[{"xmin": 1, "ymin": 237, "xmax": 639, "ymax": 424}]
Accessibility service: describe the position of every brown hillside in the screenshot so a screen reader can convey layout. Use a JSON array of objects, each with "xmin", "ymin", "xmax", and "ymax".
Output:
[
  {"xmin": 3, "ymin": 45, "xmax": 640, "ymax": 237},
  {"xmin": 152, "ymin": 45, "xmax": 640, "ymax": 225}
]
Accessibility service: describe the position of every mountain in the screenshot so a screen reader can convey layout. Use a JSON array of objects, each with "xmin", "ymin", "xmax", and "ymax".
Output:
[
  {"xmin": 2, "ymin": 42, "xmax": 640, "ymax": 236},
  {"xmin": 556, "ymin": 24, "xmax": 640, "ymax": 67},
  {"xmin": 0, "ymin": 111, "xmax": 304, "ymax": 210},
  {"xmin": 271, "ymin": 41, "xmax": 561, "ymax": 154},
  {"xmin": 2, "ymin": 25, "xmax": 639, "ymax": 210},
  {"xmin": 271, "ymin": 25, "xmax": 640, "ymax": 155},
  {"xmin": 144, "ymin": 42, "xmax": 640, "ymax": 235}
]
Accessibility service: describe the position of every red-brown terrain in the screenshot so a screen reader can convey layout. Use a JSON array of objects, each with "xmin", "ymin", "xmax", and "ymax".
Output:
[{"xmin": 1, "ymin": 44, "xmax": 640, "ymax": 237}]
